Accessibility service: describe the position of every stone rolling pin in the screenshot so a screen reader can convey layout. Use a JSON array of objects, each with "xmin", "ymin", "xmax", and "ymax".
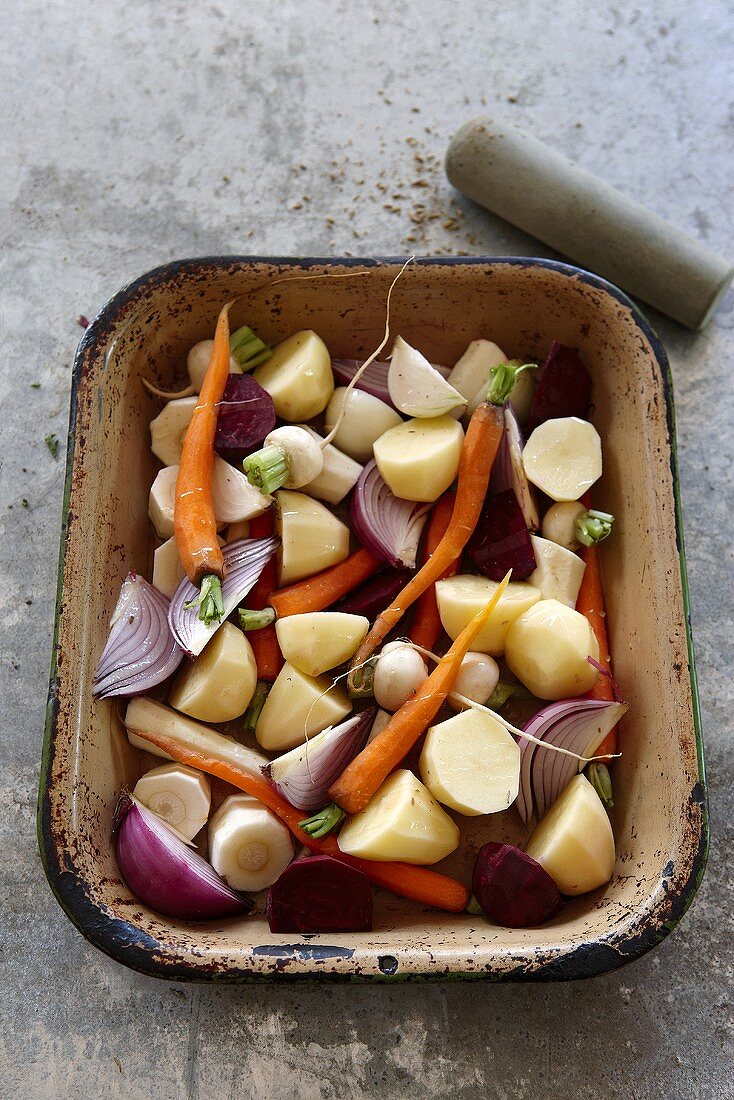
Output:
[{"xmin": 445, "ymin": 115, "xmax": 733, "ymax": 329}]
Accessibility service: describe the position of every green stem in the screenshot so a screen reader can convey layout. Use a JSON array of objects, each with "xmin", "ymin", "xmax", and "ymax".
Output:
[
  {"xmin": 486, "ymin": 680, "xmax": 519, "ymax": 710},
  {"xmin": 575, "ymin": 509, "xmax": 614, "ymax": 547},
  {"xmin": 587, "ymin": 762, "xmax": 614, "ymax": 808},
  {"xmin": 183, "ymin": 574, "xmax": 224, "ymax": 625},
  {"xmin": 486, "ymin": 362, "xmax": 536, "ymax": 406},
  {"xmin": 243, "ymin": 445, "xmax": 290, "ymax": 494},
  {"xmin": 465, "ymin": 894, "xmax": 484, "ymax": 916},
  {"xmin": 242, "ymin": 680, "xmax": 270, "ymax": 737},
  {"xmin": 348, "ymin": 656, "xmax": 378, "ymax": 699},
  {"xmin": 238, "ymin": 607, "xmax": 276, "ymax": 631},
  {"xmin": 299, "ymin": 803, "xmax": 346, "ymax": 839},
  {"xmin": 229, "ymin": 325, "xmax": 271, "ymax": 368}
]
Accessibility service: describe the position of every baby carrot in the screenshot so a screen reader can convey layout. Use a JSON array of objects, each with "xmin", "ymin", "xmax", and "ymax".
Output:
[
  {"xmin": 576, "ymin": 492, "xmax": 616, "ymax": 757},
  {"xmin": 270, "ymin": 548, "xmax": 382, "ymax": 618},
  {"xmin": 408, "ymin": 491, "xmax": 458, "ymax": 651},
  {"xmin": 243, "ymin": 511, "xmax": 283, "ymax": 679}
]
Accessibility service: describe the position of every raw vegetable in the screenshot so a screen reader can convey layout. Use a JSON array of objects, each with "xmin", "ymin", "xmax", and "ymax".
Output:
[
  {"xmin": 337, "ymin": 770, "xmax": 460, "ymax": 865},
  {"xmin": 274, "ymin": 612, "xmax": 369, "ymax": 677},
  {"xmin": 228, "ymin": 324, "xmax": 271, "ymax": 369},
  {"xmin": 239, "ymin": 512, "xmax": 282, "ymax": 681},
  {"xmin": 114, "ymin": 793, "xmax": 251, "ymax": 920},
  {"xmin": 419, "ymin": 709, "xmax": 520, "ymax": 815},
  {"xmin": 488, "ymin": 404, "xmax": 539, "ymax": 530},
  {"xmin": 242, "ymin": 681, "xmax": 270, "ymax": 737},
  {"xmin": 331, "ymin": 358, "xmax": 395, "ymax": 407},
  {"xmin": 447, "ymin": 339, "xmax": 509, "ymax": 403},
  {"xmin": 408, "ymin": 492, "xmax": 459, "ymax": 651},
  {"xmin": 187, "ymin": 340, "xmax": 241, "ymax": 390},
  {"xmin": 168, "ymin": 537, "xmax": 278, "ymax": 657},
  {"xmin": 132, "ymin": 763, "xmax": 211, "ymax": 842},
  {"xmin": 152, "ymin": 536, "xmax": 188, "ymax": 599},
  {"xmin": 149, "ymin": 465, "xmax": 179, "ymax": 539},
  {"xmin": 265, "ymin": 708, "xmax": 375, "ymax": 811},
  {"xmin": 208, "ymin": 794, "xmax": 294, "ymax": 892},
  {"xmin": 150, "ymin": 396, "xmax": 198, "ymax": 467},
  {"xmin": 212, "ymin": 454, "xmax": 271, "ymax": 524},
  {"xmin": 350, "ymin": 461, "xmax": 432, "ymax": 569},
  {"xmin": 387, "ymin": 336, "xmax": 466, "ymax": 418},
  {"xmin": 93, "ymin": 573, "xmax": 183, "ymax": 698},
  {"xmin": 587, "ymin": 761, "xmax": 614, "ymax": 807},
  {"xmin": 575, "ymin": 510, "xmax": 614, "ymax": 547},
  {"xmin": 298, "ymin": 803, "xmax": 346, "ymax": 838},
  {"xmin": 435, "ymin": 574, "xmax": 541, "ymax": 656},
  {"xmin": 524, "ymin": 773, "xmax": 615, "ymax": 895},
  {"xmin": 270, "ymin": 548, "xmax": 383, "ymax": 618},
  {"xmin": 373, "ymin": 640, "xmax": 428, "ymax": 712},
  {"xmin": 448, "ymin": 652, "xmax": 500, "ymax": 710},
  {"xmin": 541, "ymin": 500, "xmax": 586, "ymax": 550},
  {"xmin": 266, "ymin": 855, "xmax": 374, "ymax": 933},
  {"xmin": 297, "ymin": 425, "xmax": 363, "ymax": 505},
  {"xmin": 275, "ymin": 489, "xmax": 350, "ymax": 586},
  {"xmin": 575, "ymin": 527, "xmax": 618, "ymax": 757},
  {"xmin": 333, "ymin": 567, "xmax": 412, "ymax": 620},
  {"xmin": 526, "ymin": 341, "xmax": 591, "ymax": 432},
  {"xmin": 467, "ymin": 488, "xmax": 537, "ymax": 581},
  {"xmin": 244, "ymin": 425, "xmax": 324, "ymax": 494},
  {"xmin": 372, "ymin": 414, "xmax": 464, "ymax": 503},
  {"xmin": 169, "ymin": 622, "xmax": 257, "ymax": 723},
  {"xmin": 253, "ymin": 330, "xmax": 334, "ymax": 420},
  {"xmin": 331, "ymin": 572, "xmax": 511, "ymax": 814},
  {"xmin": 505, "ymin": 598, "xmax": 599, "ymax": 700},
  {"xmin": 523, "ymin": 417, "xmax": 602, "ymax": 502},
  {"xmin": 527, "ymin": 534, "xmax": 586, "ymax": 607},
  {"xmin": 255, "ymin": 662, "xmax": 352, "ymax": 751},
  {"xmin": 472, "ymin": 842, "xmax": 562, "ymax": 927},
  {"xmin": 214, "ymin": 373, "xmax": 276, "ymax": 463},
  {"xmin": 324, "ymin": 387, "xmax": 402, "ymax": 463},
  {"xmin": 127, "ymin": 728, "xmax": 173, "ymax": 759}
]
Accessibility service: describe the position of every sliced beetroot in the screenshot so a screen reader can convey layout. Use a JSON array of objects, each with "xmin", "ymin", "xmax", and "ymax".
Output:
[
  {"xmin": 472, "ymin": 842, "xmax": 563, "ymax": 928},
  {"xmin": 266, "ymin": 855, "xmax": 374, "ymax": 933},
  {"xmin": 526, "ymin": 342, "xmax": 592, "ymax": 432},
  {"xmin": 214, "ymin": 373, "xmax": 276, "ymax": 463},
  {"xmin": 467, "ymin": 489, "xmax": 536, "ymax": 580},
  {"xmin": 333, "ymin": 567, "xmax": 412, "ymax": 618}
]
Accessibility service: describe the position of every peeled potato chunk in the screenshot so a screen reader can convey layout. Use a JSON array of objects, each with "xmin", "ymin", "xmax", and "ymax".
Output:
[
  {"xmin": 527, "ymin": 535, "xmax": 586, "ymax": 608},
  {"xmin": 255, "ymin": 662, "xmax": 352, "ymax": 751},
  {"xmin": 436, "ymin": 575, "xmax": 541, "ymax": 655},
  {"xmin": 275, "ymin": 612, "xmax": 369, "ymax": 677},
  {"xmin": 373, "ymin": 415, "xmax": 464, "ymax": 502},
  {"xmin": 504, "ymin": 598, "xmax": 599, "ymax": 700},
  {"xmin": 337, "ymin": 769, "xmax": 459, "ymax": 865},
  {"xmin": 419, "ymin": 709, "xmax": 520, "ymax": 816},
  {"xmin": 169, "ymin": 622, "xmax": 257, "ymax": 723},
  {"xmin": 276, "ymin": 490, "xmax": 350, "ymax": 585},
  {"xmin": 525, "ymin": 773, "xmax": 615, "ymax": 895},
  {"xmin": 254, "ymin": 330, "xmax": 333, "ymax": 421},
  {"xmin": 523, "ymin": 416, "xmax": 602, "ymax": 501}
]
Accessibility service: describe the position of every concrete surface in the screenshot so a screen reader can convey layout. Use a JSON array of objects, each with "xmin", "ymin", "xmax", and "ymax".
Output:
[{"xmin": 1, "ymin": 1, "xmax": 732, "ymax": 1097}]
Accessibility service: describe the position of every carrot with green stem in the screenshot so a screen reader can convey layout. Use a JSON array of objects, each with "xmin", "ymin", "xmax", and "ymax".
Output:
[
  {"xmin": 239, "ymin": 511, "xmax": 283, "ymax": 679},
  {"xmin": 269, "ymin": 547, "xmax": 382, "ymax": 619},
  {"xmin": 330, "ymin": 571, "xmax": 512, "ymax": 815},
  {"xmin": 408, "ymin": 491, "xmax": 458, "ymax": 651},
  {"xmin": 174, "ymin": 302, "xmax": 233, "ymax": 624}
]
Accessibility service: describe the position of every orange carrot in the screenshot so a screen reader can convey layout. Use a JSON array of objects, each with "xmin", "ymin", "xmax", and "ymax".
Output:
[
  {"xmin": 576, "ymin": 493, "xmax": 616, "ymax": 757},
  {"xmin": 174, "ymin": 303, "xmax": 232, "ymax": 621},
  {"xmin": 136, "ymin": 727, "xmax": 468, "ymax": 912},
  {"xmin": 270, "ymin": 548, "xmax": 382, "ymax": 618},
  {"xmin": 330, "ymin": 572, "xmax": 511, "ymax": 815},
  {"xmin": 409, "ymin": 492, "xmax": 458, "ymax": 651},
  {"xmin": 244, "ymin": 511, "xmax": 283, "ymax": 679},
  {"xmin": 350, "ymin": 401, "xmax": 504, "ymax": 682}
]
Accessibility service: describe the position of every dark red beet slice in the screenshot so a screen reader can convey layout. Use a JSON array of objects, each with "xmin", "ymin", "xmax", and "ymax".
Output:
[
  {"xmin": 472, "ymin": 842, "xmax": 563, "ymax": 927},
  {"xmin": 526, "ymin": 342, "xmax": 592, "ymax": 432},
  {"xmin": 333, "ymin": 567, "xmax": 412, "ymax": 618},
  {"xmin": 467, "ymin": 489, "xmax": 536, "ymax": 580},
  {"xmin": 266, "ymin": 855, "xmax": 374, "ymax": 933},
  {"xmin": 214, "ymin": 373, "xmax": 276, "ymax": 463}
]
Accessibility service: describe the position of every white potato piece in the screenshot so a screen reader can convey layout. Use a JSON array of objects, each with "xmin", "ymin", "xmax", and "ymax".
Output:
[
  {"xmin": 276, "ymin": 490, "xmax": 350, "ymax": 585},
  {"xmin": 275, "ymin": 612, "xmax": 369, "ymax": 676},
  {"xmin": 373, "ymin": 415, "xmax": 464, "ymax": 502},
  {"xmin": 527, "ymin": 535, "xmax": 586, "ymax": 608},
  {"xmin": 324, "ymin": 387, "xmax": 402, "ymax": 463},
  {"xmin": 297, "ymin": 425, "xmax": 363, "ymax": 504},
  {"xmin": 419, "ymin": 709, "xmax": 520, "ymax": 815},
  {"xmin": 504, "ymin": 598, "xmax": 599, "ymax": 700},
  {"xmin": 133, "ymin": 763, "xmax": 211, "ymax": 841},
  {"xmin": 187, "ymin": 339, "xmax": 241, "ymax": 390},
  {"xmin": 150, "ymin": 396, "xmax": 198, "ymax": 467},
  {"xmin": 523, "ymin": 417, "xmax": 602, "ymax": 501},
  {"xmin": 212, "ymin": 454, "xmax": 271, "ymax": 523},
  {"xmin": 208, "ymin": 794, "xmax": 294, "ymax": 892},
  {"xmin": 337, "ymin": 769, "xmax": 459, "ymax": 865},
  {"xmin": 169, "ymin": 622, "xmax": 258, "ymax": 722},
  {"xmin": 436, "ymin": 575, "xmax": 541, "ymax": 655},
  {"xmin": 541, "ymin": 500, "xmax": 586, "ymax": 550},
  {"xmin": 449, "ymin": 339, "xmax": 508, "ymax": 402},
  {"xmin": 448, "ymin": 651, "xmax": 500, "ymax": 710},
  {"xmin": 148, "ymin": 465, "xmax": 178, "ymax": 539},
  {"xmin": 525, "ymin": 773, "xmax": 615, "ymax": 895},
  {"xmin": 255, "ymin": 662, "xmax": 352, "ymax": 751},
  {"xmin": 254, "ymin": 330, "xmax": 333, "ymax": 420},
  {"xmin": 387, "ymin": 336, "xmax": 466, "ymax": 418}
]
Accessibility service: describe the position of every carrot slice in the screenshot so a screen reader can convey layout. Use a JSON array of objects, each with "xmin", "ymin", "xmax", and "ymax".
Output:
[{"xmin": 270, "ymin": 548, "xmax": 382, "ymax": 618}]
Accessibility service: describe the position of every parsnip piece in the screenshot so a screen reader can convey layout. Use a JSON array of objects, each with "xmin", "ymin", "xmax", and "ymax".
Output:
[
  {"xmin": 448, "ymin": 339, "xmax": 509, "ymax": 402},
  {"xmin": 436, "ymin": 575, "xmax": 541, "ymax": 655},
  {"xmin": 208, "ymin": 794, "xmax": 294, "ymax": 892},
  {"xmin": 148, "ymin": 465, "xmax": 178, "ymax": 539},
  {"xmin": 276, "ymin": 490, "xmax": 350, "ymax": 585},
  {"xmin": 373, "ymin": 415, "xmax": 464, "ymax": 503},
  {"xmin": 527, "ymin": 535, "xmax": 586, "ymax": 608},
  {"xmin": 337, "ymin": 770, "xmax": 459, "ymax": 865},
  {"xmin": 275, "ymin": 612, "xmax": 369, "ymax": 677},
  {"xmin": 324, "ymin": 388, "xmax": 402, "ymax": 463},
  {"xmin": 297, "ymin": 425, "xmax": 363, "ymax": 505},
  {"xmin": 523, "ymin": 417, "xmax": 602, "ymax": 501},
  {"xmin": 504, "ymin": 598, "xmax": 599, "ymax": 700},
  {"xmin": 419, "ymin": 709, "xmax": 520, "ymax": 815},
  {"xmin": 150, "ymin": 396, "xmax": 198, "ymax": 467},
  {"xmin": 524, "ymin": 774, "xmax": 615, "ymax": 895},
  {"xmin": 212, "ymin": 454, "xmax": 271, "ymax": 523},
  {"xmin": 133, "ymin": 763, "xmax": 211, "ymax": 841},
  {"xmin": 255, "ymin": 662, "xmax": 352, "ymax": 751},
  {"xmin": 169, "ymin": 623, "xmax": 258, "ymax": 722},
  {"xmin": 127, "ymin": 729, "xmax": 173, "ymax": 760},
  {"xmin": 254, "ymin": 330, "xmax": 333, "ymax": 420}
]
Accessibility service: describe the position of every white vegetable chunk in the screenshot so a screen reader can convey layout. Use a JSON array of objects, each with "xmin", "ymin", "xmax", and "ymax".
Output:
[
  {"xmin": 276, "ymin": 490, "xmax": 350, "ymax": 585},
  {"xmin": 133, "ymin": 763, "xmax": 211, "ymax": 841},
  {"xmin": 373, "ymin": 415, "xmax": 464, "ymax": 502},
  {"xmin": 208, "ymin": 794, "xmax": 294, "ymax": 892},
  {"xmin": 275, "ymin": 612, "xmax": 369, "ymax": 677},
  {"xmin": 254, "ymin": 330, "xmax": 333, "ymax": 420},
  {"xmin": 263, "ymin": 426, "xmax": 324, "ymax": 488},
  {"xmin": 255, "ymin": 662, "xmax": 352, "ymax": 751},
  {"xmin": 388, "ymin": 336, "xmax": 466, "ymax": 418},
  {"xmin": 187, "ymin": 340, "xmax": 241, "ymax": 390},
  {"xmin": 448, "ymin": 651, "xmax": 500, "ymax": 710},
  {"xmin": 448, "ymin": 339, "xmax": 509, "ymax": 402},
  {"xmin": 419, "ymin": 709, "xmax": 520, "ymax": 815},
  {"xmin": 148, "ymin": 465, "xmax": 179, "ymax": 539},
  {"xmin": 153, "ymin": 534, "xmax": 224, "ymax": 599},
  {"xmin": 324, "ymin": 387, "xmax": 402, "ymax": 463},
  {"xmin": 297, "ymin": 425, "xmax": 363, "ymax": 504},
  {"xmin": 523, "ymin": 417, "xmax": 602, "ymax": 501},
  {"xmin": 436, "ymin": 575, "xmax": 541, "ymax": 655},
  {"xmin": 504, "ymin": 598, "xmax": 599, "ymax": 699},
  {"xmin": 169, "ymin": 622, "xmax": 258, "ymax": 723},
  {"xmin": 527, "ymin": 535, "xmax": 586, "ymax": 608},
  {"xmin": 373, "ymin": 641, "xmax": 428, "ymax": 712},
  {"xmin": 541, "ymin": 500, "xmax": 587, "ymax": 550},
  {"xmin": 525, "ymin": 774, "xmax": 615, "ymax": 895},
  {"xmin": 150, "ymin": 396, "xmax": 198, "ymax": 467},
  {"xmin": 212, "ymin": 454, "xmax": 271, "ymax": 523}
]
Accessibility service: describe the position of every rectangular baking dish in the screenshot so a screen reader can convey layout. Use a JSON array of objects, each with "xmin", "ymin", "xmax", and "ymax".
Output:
[{"xmin": 38, "ymin": 256, "xmax": 708, "ymax": 981}]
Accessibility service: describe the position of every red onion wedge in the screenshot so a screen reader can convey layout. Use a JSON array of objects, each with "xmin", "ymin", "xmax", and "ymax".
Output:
[
  {"xmin": 115, "ymin": 793, "xmax": 252, "ymax": 920},
  {"xmin": 516, "ymin": 699, "xmax": 628, "ymax": 827},
  {"xmin": 332, "ymin": 358, "xmax": 451, "ymax": 409},
  {"xmin": 350, "ymin": 461, "xmax": 431, "ymax": 569},
  {"xmin": 93, "ymin": 573, "xmax": 184, "ymax": 698},
  {"xmin": 265, "ymin": 708, "xmax": 376, "ymax": 811},
  {"xmin": 168, "ymin": 537, "xmax": 278, "ymax": 657},
  {"xmin": 489, "ymin": 405, "xmax": 539, "ymax": 530}
]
